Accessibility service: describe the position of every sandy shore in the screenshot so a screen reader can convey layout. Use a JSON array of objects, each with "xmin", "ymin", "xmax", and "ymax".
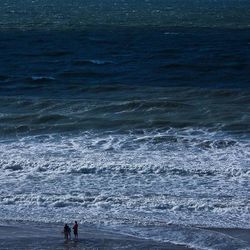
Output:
[
  {"xmin": 0, "ymin": 221, "xmax": 249, "ymax": 249},
  {"xmin": 0, "ymin": 221, "xmax": 192, "ymax": 250}
]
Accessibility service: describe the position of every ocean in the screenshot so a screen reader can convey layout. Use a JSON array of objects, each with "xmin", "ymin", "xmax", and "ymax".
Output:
[{"xmin": 0, "ymin": 1, "xmax": 249, "ymax": 249}]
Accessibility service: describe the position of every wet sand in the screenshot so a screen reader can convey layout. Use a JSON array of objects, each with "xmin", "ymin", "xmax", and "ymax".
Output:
[
  {"xmin": 0, "ymin": 221, "xmax": 250, "ymax": 249},
  {"xmin": 0, "ymin": 222, "xmax": 191, "ymax": 250}
]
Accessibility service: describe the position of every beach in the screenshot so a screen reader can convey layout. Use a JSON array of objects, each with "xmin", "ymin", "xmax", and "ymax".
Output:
[
  {"xmin": 0, "ymin": 221, "xmax": 192, "ymax": 250},
  {"xmin": 0, "ymin": 221, "xmax": 250, "ymax": 249}
]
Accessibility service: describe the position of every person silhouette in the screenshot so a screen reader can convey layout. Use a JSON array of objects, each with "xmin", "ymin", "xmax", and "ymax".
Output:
[
  {"xmin": 73, "ymin": 221, "xmax": 78, "ymax": 239},
  {"xmin": 68, "ymin": 226, "xmax": 71, "ymax": 240},
  {"xmin": 63, "ymin": 224, "xmax": 70, "ymax": 240}
]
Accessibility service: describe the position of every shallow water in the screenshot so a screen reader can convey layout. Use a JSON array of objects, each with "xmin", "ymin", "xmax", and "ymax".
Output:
[{"xmin": 1, "ymin": 222, "xmax": 250, "ymax": 250}]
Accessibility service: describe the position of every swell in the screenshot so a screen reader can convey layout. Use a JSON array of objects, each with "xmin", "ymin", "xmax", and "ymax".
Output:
[
  {"xmin": 0, "ymin": 87, "xmax": 249, "ymax": 136},
  {"xmin": 72, "ymin": 59, "xmax": 115, "ymax": 66},
  {"xmin": 58, "ymin": 71, "xmax": 119, "ymax": 79}
]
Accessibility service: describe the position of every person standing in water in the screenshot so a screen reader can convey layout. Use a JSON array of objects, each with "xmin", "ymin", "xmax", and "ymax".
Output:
[
  {"xmin": 64, "ymin": 224, "xmax": 70, "ymax": 240},
  {"xmin": 73, "ymin": 221, "xmax": 78, "ymax": 239},
  {"xmin": 68, "ymin": 226, "xmax": 71, "ymax": 240}
]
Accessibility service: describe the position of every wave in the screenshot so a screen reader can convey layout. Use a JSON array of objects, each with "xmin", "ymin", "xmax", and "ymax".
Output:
[
  {"xmin": 163, "ymin": 32, "xmax": 180, "ymax": 35},
  {"xmin": 0, "ymin": 129, "xmax": 248, "ymax": 176},
  {"xmin": 31, "ymin": 76, "xmax": 56, "ymax": 81},
  {"xmin": 0, "ymin": 128, "xmax": 248, "ymax": 230},
  {"xmin": 32, "ymin": 114, "xmax": 68, "ymax": 124},
  {"xmin": 58, "ymin": 70, "xmax": 117, "ymax": 78},
  {"xmin": 72, "ymin": 59, "xmax": 114, "ymax": 66},
  {"xmin": 42, "ymin": 51, "xmax": 73, "ymax": 57},
  {"xmin": 0, "ymin": 91, "xmax": 249, "ymax": 136}
]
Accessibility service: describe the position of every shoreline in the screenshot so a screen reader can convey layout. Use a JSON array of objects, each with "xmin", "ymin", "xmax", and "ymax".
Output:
[
  {"xmin": 0, "ymin": 221, "xmax": 250, "ymax": 250},
  {"xmin": 0, "ymin": 221, "xmax": 192, "ymax": 250}
]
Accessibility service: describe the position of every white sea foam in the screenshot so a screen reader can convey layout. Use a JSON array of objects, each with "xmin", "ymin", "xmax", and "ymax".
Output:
[
  {"xmin": 0, "ymin": 128, "xmax": 249, "ymax": 231},
  {"xmin": 31, "ymin": 76, "xmax": 56, "ymax": 81},
  {"xmin": 164, "ymin": 32, "xmax": 180, "ymax": 35},
  {"xmin": 89, "ymin": 59, "xmax": 114, "ymax": 65}
]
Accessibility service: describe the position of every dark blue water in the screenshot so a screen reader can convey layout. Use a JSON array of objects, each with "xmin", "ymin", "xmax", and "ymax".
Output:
[
  {"xmin": 0, "ymin": 28, "xmax": 249, "ymax": 136},
  {"xmin": 0, "ymin": 1, "xmax": 249, "ymax": 249}
]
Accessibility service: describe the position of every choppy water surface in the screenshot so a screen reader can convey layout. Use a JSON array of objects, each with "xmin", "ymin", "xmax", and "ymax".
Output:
[
  {"xmin": 0, "ymin": 0, "xmax": 250, "ymax": 29},
  {"xmin": 0, "ymin": 1, "xmax": 250, "ymax": 249}
]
